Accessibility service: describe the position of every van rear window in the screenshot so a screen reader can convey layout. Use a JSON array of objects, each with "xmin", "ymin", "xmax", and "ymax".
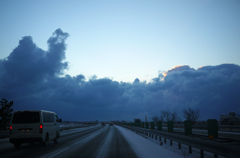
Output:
[{"xmin": 12, "ymin": 112, "xmax": 40, "ymax": 124}]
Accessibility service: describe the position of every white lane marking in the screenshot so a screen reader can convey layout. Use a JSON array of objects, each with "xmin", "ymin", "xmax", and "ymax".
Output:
[{"xmin": 40, "ymin": 147, "xmax": 69, "ymax": 158}]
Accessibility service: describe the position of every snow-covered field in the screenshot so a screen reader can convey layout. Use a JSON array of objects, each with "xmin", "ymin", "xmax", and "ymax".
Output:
[{"xmin": 116, "ymin": 125, "xmax": 225, "ymax": 158}]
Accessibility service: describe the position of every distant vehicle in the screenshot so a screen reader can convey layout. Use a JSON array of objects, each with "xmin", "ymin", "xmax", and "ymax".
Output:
[
  {"xmin": 9, "ymin": 110, "xmax": 62, "ymax": 148},
  {"xmin": 109, "ymin": 122, "xmax": 113, "ymax": 126},
  {"xmin": 101, "ymin": 122, "xmax": 105, "ymax": 126}
]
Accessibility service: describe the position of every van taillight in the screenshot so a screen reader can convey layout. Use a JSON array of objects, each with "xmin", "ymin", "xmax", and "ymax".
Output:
[
  {"xmin": 10, "ymin": 126, "xmax": 12, "ymax": 135},
  {"xmin": 39, "ymin": 124, "xmax": 43, "ymax": 134}
]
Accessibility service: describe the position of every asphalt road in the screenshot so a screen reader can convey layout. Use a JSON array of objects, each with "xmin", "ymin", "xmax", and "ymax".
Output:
[{"xmin": 0, "ymin": 125, "xmax": 137, "ymax": 158}]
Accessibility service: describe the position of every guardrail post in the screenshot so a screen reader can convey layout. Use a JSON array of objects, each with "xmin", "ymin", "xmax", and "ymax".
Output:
[
  {"xmin": 189, "ymin": 146, "xmax": 192, "ymax": 154},
  {"xmin": 167, "ymin": 121, "xmax": 173, "ymax": 132},
  {"xmin": 152, "ymin": 134, "xmax": 153, "ymax": 138},
  {"xmin": 170, "ymin": 140, "xmax": 172, "ymax": 146},
  {"xmin": 159, "ymin": 136, "xmax": 161, "ymax": 141},
  {"xmin": 145, "ymin": 122, "xmax": 149, "ymax": 129},
  {"xmin": 157, "ymin": 121, "xmax": 162, "ymax": 131},
  {"xmin": 164, "ymin": 138, "xmax": 166, "ymax": 143},
  {"xmin": 150, "ymin": 122, "xmax": 154, "ymax": 129},
  {"xmin": 207, "ymin": 119, "xmax": 218, "ymax": 139},
  {"xmin": 155, "ymin": 135, "xmax": 157, "ymax": 140},
  {"xmin": 178, "ymin": 142, "xmax": 181, "ymax": 149},
  {"xmin": 201, "ymin": 149, "xmax": 204, "ymax": 158},
  {"xmin": 184, "ymin": 120, "xmax": 192, "ymax": 136}
]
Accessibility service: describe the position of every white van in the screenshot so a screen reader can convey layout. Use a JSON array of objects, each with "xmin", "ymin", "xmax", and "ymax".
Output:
[{"xmin": 9, "ymin": 110, "xmax": 62, "ymax": 148}]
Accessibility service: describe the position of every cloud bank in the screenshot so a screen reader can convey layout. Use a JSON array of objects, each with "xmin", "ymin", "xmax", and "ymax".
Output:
[{"xmin": 1, "ymin": 29, "xmax": 240, "ymax": 121}]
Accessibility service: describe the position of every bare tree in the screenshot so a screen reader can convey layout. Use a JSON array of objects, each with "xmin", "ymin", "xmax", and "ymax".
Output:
[
  {"xmin": 183, "ymin": 108, "xmax": 200, "ymax": 124},
  {"xmin": 160, "ymin": 111, "xmax": 179, "ymax": 123},
  {"xmin": 160, "ymin": 115, "xmax": 164, "ymax": 122},
  {"xmin": 171, "ymin": 112, "xmax": 179, "ymax": 123},
  {"xmin": 151, "ymin": 116, "xmax": 160, "ymax": 124},
  {"xmin": 161, "ymin": 111, "xmax": 171, "ymax": 122}
]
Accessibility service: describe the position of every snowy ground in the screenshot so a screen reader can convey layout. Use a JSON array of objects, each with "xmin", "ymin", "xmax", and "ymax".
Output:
[{"xmin": 116, "ymin": 125, "xmax": 225, "ymax": 158}]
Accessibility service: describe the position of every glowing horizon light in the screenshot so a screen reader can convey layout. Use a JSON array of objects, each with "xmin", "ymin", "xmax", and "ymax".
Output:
[
  {"xmin": 198, "ymin": 66, "xmax": 206, "ymax": 69},
  {"xmin": 162, "ymin": 65, "xmax": 189, "ymax": 80},
  {"xmin": 170, "ymin": 65, "xmax": 189, "ymax": 70}
]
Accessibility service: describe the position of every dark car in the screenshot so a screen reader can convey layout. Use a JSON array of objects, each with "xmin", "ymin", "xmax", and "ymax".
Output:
[{"xmin": 109, "ymin": 122, "xmax": 113, "ymax": 126}]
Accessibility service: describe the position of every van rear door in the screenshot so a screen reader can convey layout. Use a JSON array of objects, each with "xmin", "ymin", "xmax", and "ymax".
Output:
[
  {"xmin": 42, "ymin": 112, "xmax": 55, "ymax": 140},
  {"xmin": 11, "ymin": 111, "xmax": 40, "ymax": 137}
]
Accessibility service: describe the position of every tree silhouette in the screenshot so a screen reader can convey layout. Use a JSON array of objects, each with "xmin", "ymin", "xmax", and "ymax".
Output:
[
  {"xmin": 160, "ymin": 110, "xmax": 179, "ymax": 123},
  {"xmin": 151, "ymin": 116, "xmax": 160, "ymax": 124},
  {"xmin": 183, "ymin": 108, "xmax": 200, "ymax": 124},
  {"xmin": 0, "ymin": 99, "xmax": 13, "ymax": 131}
]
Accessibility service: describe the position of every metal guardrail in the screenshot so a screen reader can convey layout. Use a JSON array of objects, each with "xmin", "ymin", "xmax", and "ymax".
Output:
[
  {"xmin": 156, "ymin": 127, "xmax": 240, "ymax": 141},
  {"xmin": 120, "ymin": 125, "xmax": 240, "ymax": 158},
  {"xmin": 159, "ymin": 124, "xmax": 240, "ymax": 130}
]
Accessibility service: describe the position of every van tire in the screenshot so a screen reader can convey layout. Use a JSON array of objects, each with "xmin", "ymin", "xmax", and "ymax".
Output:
[
  {"xmin": 42, "ymin": 134, "xmax": 49, "ymax": 146},
  {"xmin": 54, "ymin": 132, "xmax": 59, "ymax": 143},
  {"xmin": 14, "ymin": 143, "xmax": 21, "ymax": 149}
]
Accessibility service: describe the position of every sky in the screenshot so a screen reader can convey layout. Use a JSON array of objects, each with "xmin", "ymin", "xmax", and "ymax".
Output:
[{"xmin": 0, "ymin": 0, "xmax": 240, "ymax": 122}]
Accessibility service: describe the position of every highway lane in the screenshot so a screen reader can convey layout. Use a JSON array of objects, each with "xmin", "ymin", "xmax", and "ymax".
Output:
[
  {"xmin": 0, "ymin": 125, "xmax": 137, "ymax": 158},
  {"xmin": 45, "ymin": 125, "xmax": 137, "ymax": 158},
  {"xmin": 98, "ymin": 125, "xmax": 137, "ymax": 158},
  {"xmin": 0, "ymin": 125, "xmax": 103, "ymax": 158}
]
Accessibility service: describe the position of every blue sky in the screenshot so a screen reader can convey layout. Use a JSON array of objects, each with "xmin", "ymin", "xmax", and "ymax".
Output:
[
  {"xmin": 0, "ymin": 1, "xmax": 240, "ymax": 121},
  {"xmin": 1, "ymin": 0, "xmax": 239, "ymax": 82}
]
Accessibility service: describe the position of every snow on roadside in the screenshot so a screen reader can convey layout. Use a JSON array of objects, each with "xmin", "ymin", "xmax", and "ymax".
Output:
[{"xmin": 115, "ymin": 125, "xmax": 197, "ymax": 158}]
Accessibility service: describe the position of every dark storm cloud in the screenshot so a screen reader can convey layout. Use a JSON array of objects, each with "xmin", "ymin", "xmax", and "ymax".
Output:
[
  {"xmin": 0, "ymin": 29, "xmax": 68, "ymax": 88},
  {"xmin": 133, "ymin": 78, "xmax": 140, "ymax": 83},
  {"xmin": 147, "ymin": 64, "xmax": 240, "ymax": 119},
  {"xmin": 1, "ymin": 29, "xmax": 240, "ymax": 121}
]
